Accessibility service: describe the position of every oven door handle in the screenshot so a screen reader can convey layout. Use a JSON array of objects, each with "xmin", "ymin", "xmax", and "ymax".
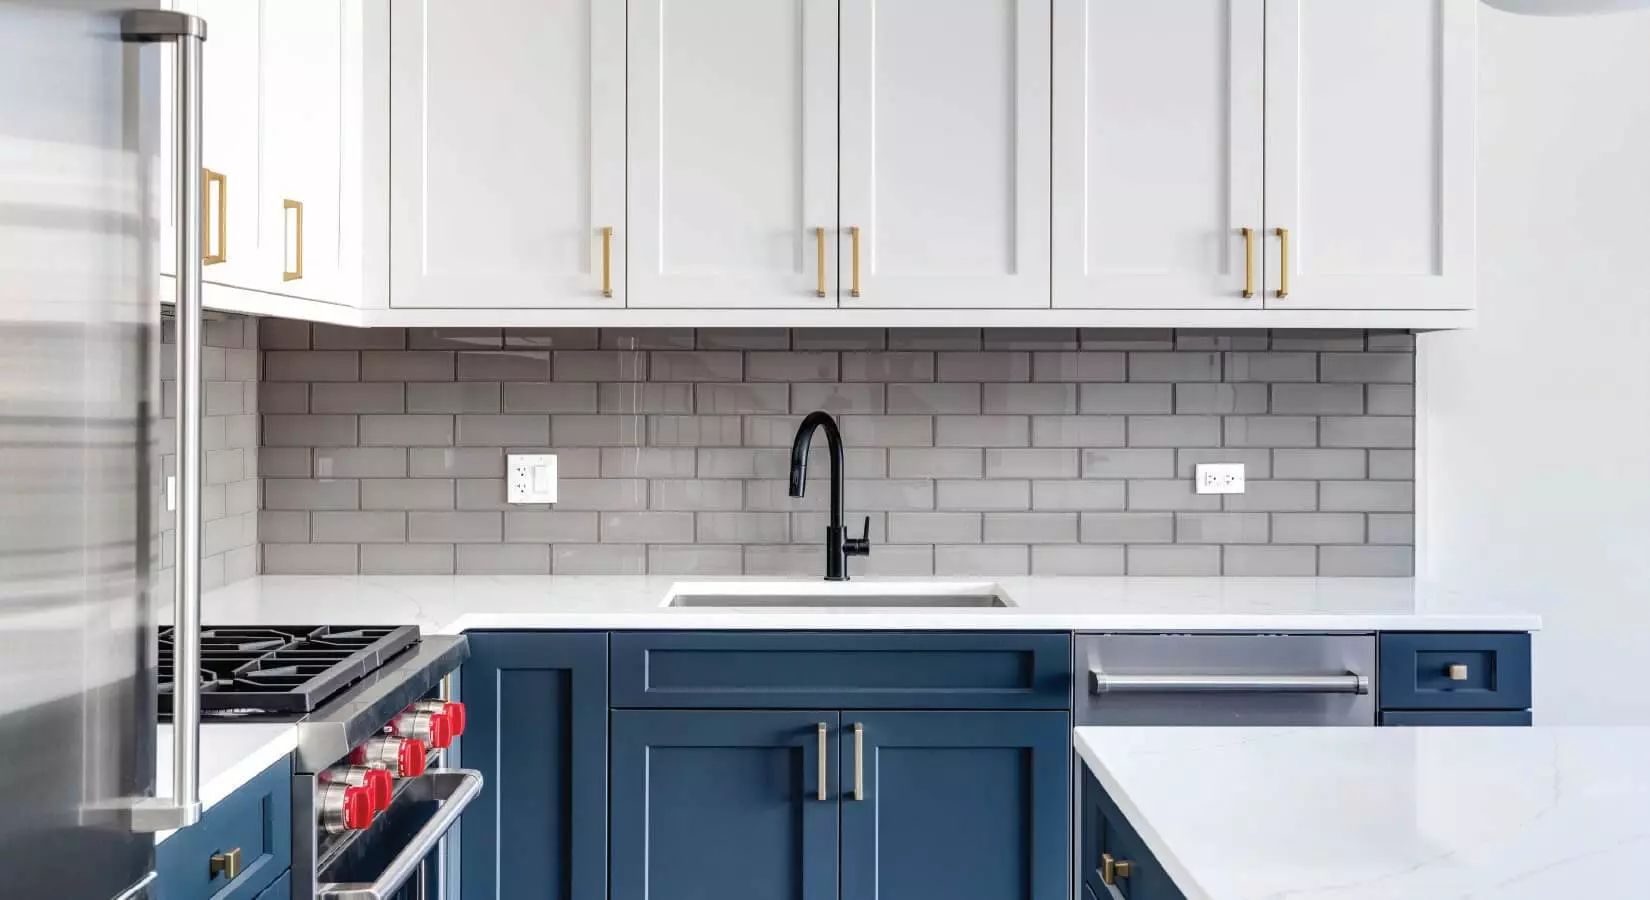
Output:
[
  {"xmin": 1090, "ymin": 670, "xmax": 1370, "ymax": 695},
  {"xmin": 317, "ymin": 769, "xmax": 483, "ymax": 900}
]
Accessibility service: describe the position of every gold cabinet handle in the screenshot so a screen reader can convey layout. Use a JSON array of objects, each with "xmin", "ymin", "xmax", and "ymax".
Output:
[
  {"xmin": 1274, "ymin": 226, "xmax": 1290, "ymax": 299},
  {"xmin": 600, "ymin": 226, "xmax": 614, "ymax": 298},
  {"xmin": 814, "ymin": 227, "xmax": 827, "ymax": 297},
  {"xmin": 817, "ymin": 722, "xmax": 828, "ymax": 801},
  {"xmin": 852, "ymin": 722, "xmax": 864, "ymax": 801},
  {"xmin": 1240, "ymin": 227, "xmax": 1256, "ymax": 298},
  {"xmin": 208, "ymin": 846, "xmax": 242, "ymax": 881},
  {"xmin": 1447, "ymin": 664, "xmax": 1470, "ymax": 681},
  {"xmin": 201, "ymin": 169, "xmax": 226, "ymax": 264},
  {"xmin": 1101, "ymin": 852, "xmax": 1133, "ymax": 886},
  {"xmin": 848, "ymin": 225, "xmax": 862, "ymax": 297},
  {"xmin": 282, "ymin": 199, "xmax": 304, "ymax": 281}
]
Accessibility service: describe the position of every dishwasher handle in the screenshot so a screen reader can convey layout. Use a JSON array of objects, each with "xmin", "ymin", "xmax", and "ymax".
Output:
[
  {"xmin": 317, "ymin": 769, "xmax": 483, "ymax": 900},
  {"xmin": 1089, "ymin": 670, "xmax": 1370, "ymax": 696}
]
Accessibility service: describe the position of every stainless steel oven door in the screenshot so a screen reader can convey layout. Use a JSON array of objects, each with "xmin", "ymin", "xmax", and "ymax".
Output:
[{"xmin": 314, "ymin": 770, "xmax": 481, "ymax": 900}]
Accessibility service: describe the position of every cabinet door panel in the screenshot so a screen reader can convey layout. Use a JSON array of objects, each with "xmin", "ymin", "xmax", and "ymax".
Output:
[
  {"xmin": 627, "ymin": 0, "xmax": 837, "ymax": 308},
  {"xmin": 390, "ymin": 0, "xmax": 624, "ymax": 308},
  {"xmin": 839, "ymin": 0, "xmax": 1049, "ymax": 308},
  {"xmin": 840, "ymin": 711, "xmax": 1070, "ymax": 900},
  {"xmin": 611, "ymin": 710, "xmax": 839, "ymax": 900},
  {"xmin": 188, "ymin": 0, "xmax": 262, "ymax": 290},
  {"xmin": 1052, "ymin": 0, "xmax": 1263, "ymax": 309},
  {"xmin": 1264, "ymin": 0, "xmax": 1474, "ymax": 309},
  {"xmin": 262, "ymin": 0, "xmax": 342, "ymax": 302}
]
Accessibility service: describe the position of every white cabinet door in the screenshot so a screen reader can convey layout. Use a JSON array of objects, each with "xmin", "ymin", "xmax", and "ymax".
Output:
[
  {"xmin": 390, "ymin": 0, "xmax": 624, "ymax": 308},
  {"xmin": 628, "ymin": 0, "xmax": 838, "ymax": 309},
  {"xmin": 1052, "ymin": 0, "xmax": 1264, "ymax": 310},
  {"xmin": 262, "ymin": 0, "xmax": 343, "ymax": 302},
  {"xmin": 1264, "ymin": 0, "xmax": 1475, "ymax": 310},
  {"xmin": 838, "ymin": 0, "xmax": 1049, "ymax": 309}
]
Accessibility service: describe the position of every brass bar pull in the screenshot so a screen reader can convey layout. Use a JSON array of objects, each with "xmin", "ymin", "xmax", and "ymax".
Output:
[
  {"xmin": 1240, "ymin": 227, "xmax": 1256, "ymax": 298},
  {"xmin": 282, "ymin": 199, "xmax": 303, "ymax": 281},
  {"xmin": 849, "ymin": 225, "xmax": 862, "ymax": 297},
  {"xmin": 817, "ymin": 723, "xmax": 828, "ymax": 801},
  {"xmin": 814, "ymin": 227, "xmax": 827, "ymax": 298},
  {"xmin": 209, "ymin": 846, "xmax": 242, "ymax": 881},
  {"xmin": 852, "ymin": 722, "xmax": 864, "ymax": 801},
  {"xmin": 201, "ymin": 169, "xmax": 227, "ymax": 264},
  {"xmin": 1101, "ymin": 853, "xmax": 1133, "ymax": 886},
  {"xmin": 1274, "ymin": 226, "xmax": 1290, "ymax": 299},
  {"xmin": 600, "ymin": 226, "xmax": 614, "ymax": 298}
]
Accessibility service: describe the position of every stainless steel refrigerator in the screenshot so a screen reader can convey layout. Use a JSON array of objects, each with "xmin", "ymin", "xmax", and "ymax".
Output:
[{"xmin": 1, "ymin": 1, "xmax": 209, "ymax": 897}]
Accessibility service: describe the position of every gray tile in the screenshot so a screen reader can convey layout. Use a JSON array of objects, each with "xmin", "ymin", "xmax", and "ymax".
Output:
[
  {"xmin": 936, "ymin": 480, "xmax": 1029, "ymax": 511},
  {"xmin": 888, "ymin": 448, "xmax": 982, "ymax": 479},
  {"xmin": 647, "ymin": 545, "xmax": 745, "ymax": 576},
  {"xmin": 406, "ymin": 511, "xmax": 501, "ymax": 543},
  {"xmin": 227, "ymin": 413, "xmax": 258, "ymax": 448},
  {"xmin": 1224, "ymin": 352, "xmax": 1317, "ymax": 382},
  {"xmin": 1174, "ymin": 330, "xmax": 1268, "ymax": 351},
  {"xmin": 259, "ymin": 510, "xmax": 310, "ymax": 543},
  {"xmin": 225, "ymin": 479, "xmax": 259, "ymax": 516},
  {"xmin": 792, "ymin": 383, "xmax": 885, "ymax": 414},
  {"xmin": 313, "ymin": 511, "xmax": 406, "ymax": 543},
  {"xmin": 503, "ymin": 328, "xmax": 599, "ymax": 350},
  {"xmin": 984, "ymin": 513, "xmax": 1077, "ymax": 544},
  {"xmin": 696, "ymin": 448, "xmax": 787, "ymax": 479},
  {"xmin": 838, "ymin": 415, "xmax": 934, "ymax": 447},
  {"xmin": 935, "ymin": 544, "xmax": 1029, "ymax": 575},
  {"xmin": 743, "ymin": 545, "xmax": 826, "ymax": 577},
  {"xmin": 1129, "ymin": 416, "xmax": 1221, "ymax": 448},
  {"xmin": 886, "ymin": 383, "xmax": 980, "ymax": 414},
  {"xmin": 1271, "ymin": 383, "xmax": 1364, "ymax": 415},
  {"xmin": 264, "ymin": 479, "xmax": 359, "ymax": 511},
  {"xmin": 313, "ymin": 448, "xmax": 408, "ymax": 479},
  {"xmin": 1032, "ymin": 545, "xmax": 1126, "ymax": 575},
  {"xmin": 1271, "ymin": 513, "xmax": 1365, "ymax": 544},
  {"xmin": 554, "ymin": 478, "xmax": 648, "ymax": 510},
  {"xmin": 1080, "ymin": 513, "xmax": 1174, "ymax": 544},
  {"xmin": 1031, "ymin": 416, "xmax": 1126, "ymax": 448},
  {"xmin": 744, "ymin": 416, "xmax": 808, "ymax": 448},
  {"xmin": 259, "ymin": 319, "xmax": 311, "ymax": 349},
  {"xmin": 1224, "ymin": 416, "xmax": 1318, "ymax": 448},
  {"xmin": 935, "ymin": 415, "xmax": 1030, "ymax": 448},
  {"xmin": 650, "ymin": 479, "xmax": 743, "ymax": 510},
  {"xmin": 259, "ymin": 448, "xmax": 311, "ymax": 479},
  {"xmin": 649, "ymin": 415, "xmax": 743, "ymax": 446},
  {"xmin": 937, "ymin": 351, "xmax": 1029, "ymax": 382},
  {"xmin": 843, "ymin": 479, "xmax": 935, "ymax": 511},
  {"xmin": 226, "ymin": 348, "xmax": 259, "ymax": 382},
  {"xmin": 223, "ymin": 546, "xmax": 257, "ymax": 583},
  {"xmin": 748, "ymin": 352, "xmax": 839, "ymax": 382},
  {"xmin": 266, "ymin": 350, "xmax": 359, "ymax": 382},
  {"xmin": 263, "ymin": 544, "xmax": 358, "ymax": 574},
  {"xmin": 600, "ymin": 328, "xmax": 694, "ymax": 350},
  {"xmin": 553, "ymin": 415, "xmax": 644, "ymax": 447},
  {"xmin": 263, "ymin": 414, "xmax": 357, "ymax": 447},
  {"xmin": 1221, "ymin": 480, "xmax": 1317, "ymax": 512},
  {"xmin": 1319, "ymin": 417, "xmax": 1413, "ymax": 448},
  {"xmin": 409, "ymin": 382, "xmax": 502, "ymax": 414},
  {"xmin": 1369, "ymin": 449, "xmax": 1415, "ymax": 479},
  {"xmin": 457, "ymin": 414, "xmax": 550, "ymax": 446},
  {"xmin": 504, "ymin": 511, "xmax": 599, "ymax": 543},
  {"xmin": 1319, "ymin": 545, "xmax": 1413, "ymax": 576},
  {"xmin": 260, "ymin": 382, "xmax": 309, "ymax": 414},
  {"xmin": 1320, "ymin": 481, "xmax": 1413, "ymax": 512},
  {"xmin": 1223, "ymin": 546, "xmax": 1317, "ymax": 575},
  {"xmin": 501, "ymin": 382, "xmax": 598, "ymax": 413},
  {"xmin": 888, "ymin": 329, "xmax": 981, "ymax": 350},
  {"xmin": 410, "ymin": 328, "xmax": 502, "ymax": 350},
  {"xmin": 697, "ymin": 328, "xmax": 790, "ymax": 350},
  {"xmin": 553, "ymin": 544, "xmax": 647, "ymax": 575},
  {"xmin": 985, "ymin": 448, "xmax": 1079, "ymax": 479},
  {"xmin": 361, "ymin": 351, "xmax": 454, "ymax": 382},
  {"xmin": 855, "ymin": 545, "xmax": 936, "ymax": 576},
  {"xmin": 1034, "ymin": 352, "xmax": 1125, "ymax": 382},
  {"xmin": 696, "ymin": 512, "xmax": 790, "ymax": 544},
  {"xmin": 650, "ymin": 351, "xmax": 743, "ymax": 381},
  {"xmin": 553, "ymin": 350, "xmax": 647, "ymax": 381},
  {"xmin": 205, "ymin": 449, "xmax": 244, "ymax": 485},
  {"xmin": 1082, "ymin": 449, "xmax": 1175, "ymax": 479},
  {"xmin": 698, "ymin": 383, "xmax": 790, "ymax": 414},
  {"xmin": 1320, "ymin": 352, "xmax": 1413, "ymax": 383},
  {"xmin": 1081, "ymin": 329, "xmax": 1174, "ymax": 350},
  {"xmin": 1033, "ymin": 480, "xmax": 1126, "ymax": 511},
  {"xmin": 1365, "ymin": 331, "xmax": 1416, "ymax": 351},
  {"xmin": 1368, "ymin": 514, "xmax": 1415, "ymax": 545},
  {"xmin": 410, "ymin": 447, "xmax": 505, "ymax": 478},
  {"xmin": 744, "ymin": 480, "xmax": 823, "ymax": 511},
  {"xmin": 1129, "ymin": 352, "xmax": 1220, "ymax": 382},
  {"xmin": 360, "ymin": 479, "xmax": 455, "ymax": 511},
  {"xmin": 983, "ymin": 383, "xmax": 1078, "ymax": 414},
  {"xmin": 601, "ymin": 447, "xmax": 697, "ymax": 478},
  {"xmin": 1081, "ymin": 384, "xmax": 1175, "ymax": 414},
  {"xmin": 313, "ymin": 324, "xmax": 406, "ymax": 350},
  {"xmin": 1127, "ymin": 480, "xmax": 1221, "ymax": 511},
  {"xmin": 1126, "ymin": 545, "xmax": 1220, "ymax": 575},
  {"xmin": 362, "ymin": 543, "xmax": 455, "ymax": 575},
  {"xmin": 1269, "ymin": 330, "xmax": 1365, "ymax": 351},
  {"xmin": 1272, "ymin": 449, "xmax": 1366, "ymax": 480},
  {"xmin": 983, "ymin": 328, "xmax": 1078, "ymax": 350},
  {"xmin": 599, "ymin": 382, "xmax": 693, "ymax": 414},
  {"xmin": 361, "ymin": 414, "xmax": 455, "ymax": 447},
  {"xmin": 794, "ymin": 328, "xmax": 886, "ymax": 350},
  {"xmin": 310, "ymin": 383, "xmax": 405, "ymax": 414},
  {"xmin": 457, "ymin": 543, "xmax": 551, "ymax": 574},
  {"xmin": 1176, "ymin": 512, "xmax": 1268, "ymax": 544},
  {"xmin": 1367, "ymin": 384, "xmax": 1415, "ymax": 415},
  {"xmin": 792, "ymin": 512, "xmax": 887, "ymax": 544},
  {"xmin": 842, "ymin": 352, "xmax": 935, "ymax": 382},
  {"xmin": 888, "ymin": 512, "xmax": 981, "ymax": 544},
  {"xmin": 205, "ymin": 380, "xmax": 245, "ymax": 415},
  {"xmin": 1171, "ymin": 383, "xmax": 1267, "ymax": 414}
]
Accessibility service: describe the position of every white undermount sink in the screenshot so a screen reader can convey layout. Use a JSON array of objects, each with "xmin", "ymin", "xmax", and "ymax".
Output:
[{"xmin": 661, "ymin": 581, "xmax": 1016, "ymax": 609}]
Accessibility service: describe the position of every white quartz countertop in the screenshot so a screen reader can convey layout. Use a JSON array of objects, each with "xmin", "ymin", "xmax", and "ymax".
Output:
[
  {"xmin": 196, "ymin": 575, "xmax": 1540, "ymax": 633},
  {"xmin": 153, "ymin": 722, "xmax": 297, "ymax": 844},
  {"xmin": 1074, "ymin": 726, "xmax": 1650, "ymax": 900}
]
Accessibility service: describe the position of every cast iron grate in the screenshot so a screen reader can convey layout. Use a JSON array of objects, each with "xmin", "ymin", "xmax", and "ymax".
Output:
[{"xmin": 158, "ymin": 625, "xmax": 420, "ymax": 716}]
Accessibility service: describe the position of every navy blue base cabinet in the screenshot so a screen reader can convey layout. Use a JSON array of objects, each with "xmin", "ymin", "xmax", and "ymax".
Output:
[
  {"xmin": 154, "ymin": 755, "xmax": 291, "ymax": 900},
  {"xmin": 458, "ymin": 631, "xmax": 607, "ymax": 900},
  {"xmin": 1378, "ymin": 632, "xmax": 1532, "ymax": 726},
  {"xmin": 1081, "ymin": 769, "xmax": 1185, "ymax": 900}
]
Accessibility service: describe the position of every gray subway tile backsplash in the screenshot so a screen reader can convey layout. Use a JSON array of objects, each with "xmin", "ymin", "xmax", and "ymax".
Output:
[{"xmin": 256, "ymin": 326, "xmax": 1415, "ymax": 576}]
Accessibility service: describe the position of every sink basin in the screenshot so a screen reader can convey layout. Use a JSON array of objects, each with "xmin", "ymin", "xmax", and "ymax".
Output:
[{"xmin": 662, "ymin": 581, "xmax": 1015, "ymax": 609}]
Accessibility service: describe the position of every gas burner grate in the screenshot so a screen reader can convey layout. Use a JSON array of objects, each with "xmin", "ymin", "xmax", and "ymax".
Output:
[{"xmin": 158, "ymin": 625, "xmax": 420, "ymax": 716}]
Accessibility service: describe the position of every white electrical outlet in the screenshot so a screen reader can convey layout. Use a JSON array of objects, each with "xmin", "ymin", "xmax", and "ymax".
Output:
[
  {"xmin": 507, "ymin": 454, "xmax": 558, "ymax": 504},
  {"xmin": 1194, "ymin": 463, "xmax": 1246, "ymax": 495}
]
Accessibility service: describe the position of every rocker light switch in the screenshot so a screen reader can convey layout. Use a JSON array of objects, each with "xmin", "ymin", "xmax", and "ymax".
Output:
[{"xmin": 507, "ymin": 454, "xmax": 557, "ymax": 504}]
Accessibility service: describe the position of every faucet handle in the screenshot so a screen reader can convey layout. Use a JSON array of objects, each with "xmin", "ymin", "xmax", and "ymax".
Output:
[{"xmin": 844, "ymin": 516, "xmax": 872, "ymax": 557}]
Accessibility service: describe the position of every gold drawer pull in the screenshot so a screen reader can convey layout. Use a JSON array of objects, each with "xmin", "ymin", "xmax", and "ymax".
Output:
[
  {"xmin": 815, "ymin": 227, "xmax": 828, "ymax": 298},
  {"xmin": 600, "ymin": 226, "xmax": 614, "ymax": 298},
  {"xmin": 201, "ymin": 169, "xmax": 227, "ymax": 264},
  {"xmin": 1446, "ymin": 664, "xmax": 1470, "ymax": 681},
  {"xmin": 848, "ymin": 225, "xmax": 862, "ymax": 297},
  {"xmin": 1101, "ymin": 852, "xmax": 1133, "ymax": 886},
  {"xmin": 208, "ymin": 846, "xmax": 242, "ymax": 880},
  {"xmin": 282, "ymin": 199, "xmax": 304, "ymax": 281},
  {"xmin": 1273, "ymin": 226, "xmax": 1290, "ymax": 299},
  {"xmin": 1240, "ymin": 227, "xmax": 1256, "ymax": 298}
]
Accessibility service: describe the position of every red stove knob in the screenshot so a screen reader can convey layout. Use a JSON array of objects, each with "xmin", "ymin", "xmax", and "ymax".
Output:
[
  {"xmin": 343, "ymin": 785, "xmax": 374, "ymax": 830},
  {"xmin": 414, "ymin": 700, "xmax": 466, "ymax": 737},
  {"xmin": 322, "ymin": 765, "xmax": 395, "ymax": 812},
  {"xmin": 350, "ymin": 735, "xmax": 428, "ymax": 778},
  {"xmin": 399, "ymin": 737, "xmax": 428, "ymax": 776},
  {"xmin": 318, "ymin": 781, "xmax": 376, "ymax": 834},
  {"xmin": 392, "ymin": 708, "xmax": 453, "ymax": 750}
]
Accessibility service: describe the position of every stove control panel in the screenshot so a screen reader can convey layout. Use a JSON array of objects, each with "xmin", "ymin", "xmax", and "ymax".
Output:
[
  {"xmin": 317, "ymin": 780, "xmax": 374, "ymax": 834},
  {"xmin": 350, "ymin": 735, "xmax": 428, "ymax": 778}
]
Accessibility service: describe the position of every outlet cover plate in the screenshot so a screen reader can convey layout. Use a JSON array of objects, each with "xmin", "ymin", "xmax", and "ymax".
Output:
[
  {"xmin": 507, "ymin": 454, "xmax": 558, "ymax": 504},
  {"xmin": 1194, "ymin": 463, "xmax": 1246, "ymax": 495}
]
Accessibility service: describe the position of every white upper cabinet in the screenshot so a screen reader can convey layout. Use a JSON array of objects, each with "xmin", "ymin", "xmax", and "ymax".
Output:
[
  {"xmin": 838, "ymin": 0, "xmax": 1050, "ymax": 308},
  {"xmin": 262, "ymin": 0, "xmax": 343, "ymax": 302},
  {"xmin": 1263, "ymin": 1, "xmax": 1475, "ymax": 310},
  {"xmin": 1052, "ymin": 0, "xmax": 1264, "ymax": 310},
  {"xmin": 627, "ymin": 0, "xmax": 838, "ymax": 309},
  {"xmin": 389, "ymin": 0, "xmax": 625, "ymax": 308}
]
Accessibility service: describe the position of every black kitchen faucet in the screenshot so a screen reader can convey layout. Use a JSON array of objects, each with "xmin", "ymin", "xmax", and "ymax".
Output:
[{"xmin": 788, "ymin": 411, "xmax": 871, "ymax": 581}]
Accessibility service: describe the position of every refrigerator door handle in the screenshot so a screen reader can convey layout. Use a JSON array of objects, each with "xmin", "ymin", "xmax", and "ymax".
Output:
[{"xmin": 122, "ymin": 9, "xmax": 207, "ymax": 833}]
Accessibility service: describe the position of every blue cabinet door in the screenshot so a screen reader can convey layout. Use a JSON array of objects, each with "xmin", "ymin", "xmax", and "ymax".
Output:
[
  {"xmin": 611, "ymin": 710, "xmax": 841, "ymax": 900},
  {"xmin": 250, "ymin": 871, "xmax": 289, "ymax": 900},
  {"xmin": 839, "ymin": 710, "xmax": 1070, "ymax": 900},
  {"xmin": 458, "ymin": 632, "xmax": 607, "ymax": 900}
]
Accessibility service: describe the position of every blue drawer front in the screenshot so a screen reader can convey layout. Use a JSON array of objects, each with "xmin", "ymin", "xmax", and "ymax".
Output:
[
  {"xmin": 1378, "ymin": 632, "xmax": 1531, "ymax": 711},
  {"xmin": 1081, "ymin": 770, "xmax": 1185, "ymax": 900},
  {"xmin": 610, "ymin": 631, "xmax": 1071, "ymax": 709},
  {"xmin": 251, "ymin": 871, "xmax": 290, "ymax": 900},
  {"xmin": 1380, "ymin": 709, "xmax": 1532, "ymax": 726},
  {"xmin": 156, "ymin": 756, "xmax": 292, "ymax": 900}
]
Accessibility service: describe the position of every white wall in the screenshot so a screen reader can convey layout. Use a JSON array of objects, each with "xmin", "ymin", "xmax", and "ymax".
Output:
[{"xmin": 1422, "ymin": 7, "xmax": 1650, "ymax": 724}]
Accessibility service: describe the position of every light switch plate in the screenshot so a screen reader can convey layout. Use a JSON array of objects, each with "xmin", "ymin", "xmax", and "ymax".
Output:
[
  {"xmin": 507, "ymin": 454, "xmax": 557, "ymax": 504},
  {"xmin": 1194, "ymin": 463, "xmax": 1246, "ymax": 495}
]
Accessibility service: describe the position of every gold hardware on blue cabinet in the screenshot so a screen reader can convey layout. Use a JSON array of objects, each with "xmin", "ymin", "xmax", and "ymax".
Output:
[
  {"xmin": 1101, "ymin": 852, "xmax": 1132, "ymax": 885},
  {"xmin": 1447, "ymin": 664, "xmax": 1469, "ymax": 681},
  {"xmin": 208, "ymin": 846, "xmax": 242, "ymax": 880}
]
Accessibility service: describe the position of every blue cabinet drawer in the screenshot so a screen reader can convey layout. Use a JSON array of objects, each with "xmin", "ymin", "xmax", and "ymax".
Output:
[
  {"xmin": 156, "ymin": 756, "xmax": 292, "ymax": 900},
  {"xmin": 1378, "ymin": 632, "xmax": 1531, "ymax": 711},
  {"xmin": 1081, "ymin": 770, "xmax": 1185, "ymax": 900},
  {"xmin": 251, "ymin": 871, "xmax": 290, "ymax": 900},
  {"xmin": 610, "ymin": 631, "xmax": 1071, "ymax": 709},
  {"xmin": 1380, "ymin": 709, "xmax": 1532, "ymax": 726}
]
